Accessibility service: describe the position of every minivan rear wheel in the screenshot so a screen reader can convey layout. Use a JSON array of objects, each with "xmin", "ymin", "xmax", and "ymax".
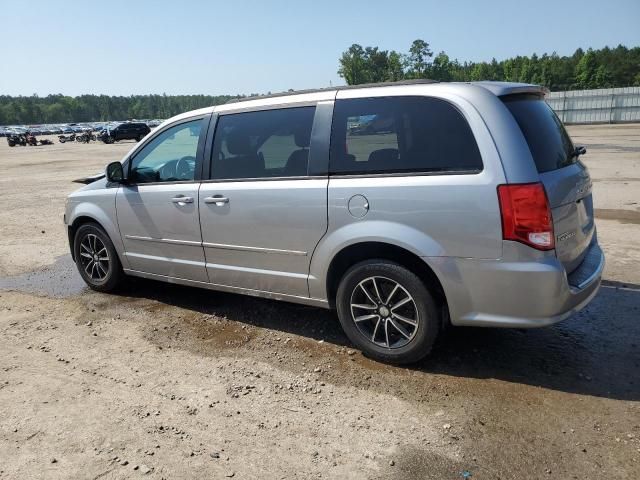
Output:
[
  {"xmin": 336, "ymin": 260, "xmax": 439, "ymax": 364},
  {"xmin": 74, "ymin": 223, "xmax": 124, "ymax": 292}
]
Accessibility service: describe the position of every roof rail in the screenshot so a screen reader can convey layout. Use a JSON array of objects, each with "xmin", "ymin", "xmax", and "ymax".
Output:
[{"xmin": 225, "ymin": 79, "xmax": 439, "ymax": 104}]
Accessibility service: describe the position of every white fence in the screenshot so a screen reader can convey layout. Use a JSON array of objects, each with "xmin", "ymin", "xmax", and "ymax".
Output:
[{"xmin": 546, "ymin": 87, "xmax": 640, "ymax": 124}]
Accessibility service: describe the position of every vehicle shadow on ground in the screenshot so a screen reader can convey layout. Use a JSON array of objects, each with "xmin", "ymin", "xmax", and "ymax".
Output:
[
  {"xmin": 1, "ymin": 255, "xmax": 637, "ymax": 401},
  {"xmin": 118, "ymin": 276, "xmax": 640, "ymax": 402}
]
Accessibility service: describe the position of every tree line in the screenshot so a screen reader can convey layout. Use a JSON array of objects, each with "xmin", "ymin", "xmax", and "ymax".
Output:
[
  {"xmin": 2, "ymin": 42, "xmax": 638, "ymax": 125},
  {"xmin": 0, "ymin": 94, "xmax": 241, "ymax": 126},
  {"xmin": 338, "ymin": 41, "xmax": 640, "ymax": 90}
]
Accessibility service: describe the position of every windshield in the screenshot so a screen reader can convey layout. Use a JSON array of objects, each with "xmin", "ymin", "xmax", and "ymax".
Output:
[{"xmin": 503, "ymin": 94, "xmax": 576, "ymax": 173}]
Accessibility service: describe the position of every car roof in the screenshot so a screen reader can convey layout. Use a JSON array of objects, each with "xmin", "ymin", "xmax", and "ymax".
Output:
[
  {"xmin": 164, "ymin": 80, "xmax": 546, "ymax": 125},
  {"xmin": 224, "ymin": 79, "xmax": 439, "ymax": 104},
  {"xmin": 219, "ymin": 80, "xmax": 545, "ymax": 106}
]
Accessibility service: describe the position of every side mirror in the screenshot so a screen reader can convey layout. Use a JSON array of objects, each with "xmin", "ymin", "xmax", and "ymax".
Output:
[
  {"xmin": 106, "ymin": 161, "xmax": 125, "ymax": 183},
  {"xmin": 575, "ymin": 145, "xmax": 587, "ymax": 156}
]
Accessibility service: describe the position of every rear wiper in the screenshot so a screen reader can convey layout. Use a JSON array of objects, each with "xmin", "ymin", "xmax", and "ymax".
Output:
[{"xmin": 569, "ymin": 145, "xmax": 587, "ymax": 159}]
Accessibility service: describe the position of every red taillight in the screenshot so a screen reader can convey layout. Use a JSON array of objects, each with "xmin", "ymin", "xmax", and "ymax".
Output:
[{"xmin": 497, "ymin": 182, "xmax": 554, "ymax": 250}]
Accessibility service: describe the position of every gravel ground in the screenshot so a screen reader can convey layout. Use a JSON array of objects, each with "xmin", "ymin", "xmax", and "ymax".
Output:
[{"xmin": 0, "ymin": 126, "xmax": 639, "ymax": 479}]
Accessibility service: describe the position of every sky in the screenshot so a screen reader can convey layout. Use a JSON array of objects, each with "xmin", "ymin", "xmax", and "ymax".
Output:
[{"xmin": 1, "ymin": 0, "xmax": 639, "ymax": 97}]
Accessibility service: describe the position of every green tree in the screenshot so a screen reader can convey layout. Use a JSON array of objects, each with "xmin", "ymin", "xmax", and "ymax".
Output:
[
  {"xmin": 338, "ymin": 44, "xmax": 369, "ymax": 85},
  {"xmin": 406, "ymin": 39, "xmax": 433, "ymax": 78},
  {"xmin": 575, "ymin": 49, "xmax": 598, "ymax": 88},
  {"xmin": 594, "ymin": 65, "xmax": 613, "ymax": 88},
  {"xmin": 386, "ymin": 51, "xmax": 405, "ymax": 81},
  {"xmin": 428, "ymin": 52, "xmax": 450, "ymax": 81},
  {"xmin": 363, "ymin": 47, "xmax": 390, "ymax": 83},
  {"xmin": 336, "ymin": 42, "xmax": 640, "ymax": 91},
  {"xmin": 0, "ymin": 94, "xmax": 240, "ymax": 125}
]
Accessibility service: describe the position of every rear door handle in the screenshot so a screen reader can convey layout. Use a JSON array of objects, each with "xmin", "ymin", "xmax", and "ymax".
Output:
[
  {"xmin": 204, "ymin": 196, "xmax": 229, "ymax": 205},
  {"xmin": 171, "ymin": 195, "xmax": 194, "ymax": 204}
]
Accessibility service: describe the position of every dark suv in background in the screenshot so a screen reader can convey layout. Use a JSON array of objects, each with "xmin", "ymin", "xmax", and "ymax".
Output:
[{"xmin": 99, "ymin": 122, "xmax": 150, "ymax": 143}]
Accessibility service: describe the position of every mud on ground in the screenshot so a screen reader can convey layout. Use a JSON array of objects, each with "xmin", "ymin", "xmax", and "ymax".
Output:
[{"xmin": 0, "ymin": 127, "xmax": 639, "ymax": 479}]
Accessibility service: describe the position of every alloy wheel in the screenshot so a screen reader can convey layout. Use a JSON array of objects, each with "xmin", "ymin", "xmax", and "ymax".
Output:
[
  {"xmin": 78, "ymin": 233, "xmax": 110, "ymax": 282},
  {"xmin": 350, "ymin": 276, "xmax": 419, "ymax": 349}
]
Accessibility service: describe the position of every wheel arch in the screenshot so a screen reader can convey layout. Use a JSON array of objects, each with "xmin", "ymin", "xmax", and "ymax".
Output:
[
  {"xmin": 66, "ymin": 201, "xmax": 126, "ymax": 268},
  {"xmin": 324, "ymin": 242, "xmax": 448, "ymax": 317},
  {"xmin": 68, "ymin": 215, "xmax": 107, "ymax": 261}
]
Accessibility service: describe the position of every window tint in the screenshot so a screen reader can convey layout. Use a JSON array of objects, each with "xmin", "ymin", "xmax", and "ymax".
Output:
[
  {"xmin": 130, "ymin": 119, "xmax": 201, "ymax": 183},
  {"xmin": 330, "ymin": 97, "xmax": 482, "ymax": 175},
  {"xmin": 503, "ymin": 95, "xmax": 576, "ymax": 173},
  {"xmin": 211, "ymin": 107, "xmax": 315, "ymax": 180},
  {"xmin": 346, "ymin": 113, "xmax": 399, "ymax": 163}
]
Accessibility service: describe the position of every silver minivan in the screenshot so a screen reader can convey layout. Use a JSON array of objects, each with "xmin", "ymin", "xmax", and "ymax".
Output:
[{"xmin": 65, "ymin": 80, "xmax": 604, "ymax": 363}]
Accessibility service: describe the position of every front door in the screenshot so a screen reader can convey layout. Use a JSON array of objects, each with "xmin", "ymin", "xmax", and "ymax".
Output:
[
  {"xmin": 199, "ymin": 106, "xmax": 328, "ymax": 297},
  {"xmin": 116, "ymin": 117, "xmax": 208, "ymax": 282}
]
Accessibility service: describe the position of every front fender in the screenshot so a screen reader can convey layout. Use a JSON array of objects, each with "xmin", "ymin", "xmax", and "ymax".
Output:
[
  {"xmin": 308, "ymin": 220, "xmax": 446, "ymax": 300},
  {"xmin": 66, "ymin": 184, "xmax": 127, "ymax": 268}
]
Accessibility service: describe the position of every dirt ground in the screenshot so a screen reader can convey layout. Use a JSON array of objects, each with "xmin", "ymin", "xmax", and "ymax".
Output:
[{"xmin": 0, "ymin": 126, "xmax": 639, "ymax": 480}]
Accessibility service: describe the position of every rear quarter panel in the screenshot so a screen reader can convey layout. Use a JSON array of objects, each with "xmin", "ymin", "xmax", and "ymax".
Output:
[{"xmin": 308, "ymin": 86, "xmax": 508, "ymax": 300}]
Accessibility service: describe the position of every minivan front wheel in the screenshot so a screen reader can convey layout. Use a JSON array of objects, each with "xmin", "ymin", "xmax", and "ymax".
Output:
[
  {"xmin": 74, "ymin": 223, "xmax": 124, "ymax": 292},
  {"xmin": 336, "ymin": 260, "xmax": 439, "ymax": 364}
]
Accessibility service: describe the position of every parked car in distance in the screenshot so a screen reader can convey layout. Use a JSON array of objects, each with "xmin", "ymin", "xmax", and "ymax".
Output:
[
  {"xmin": 64, "ymin": 80, "xmax": 604, "ymax": 364},
  {"xmin": 99, "ymin": 122, "xmax": 151, "ymax": 143}
]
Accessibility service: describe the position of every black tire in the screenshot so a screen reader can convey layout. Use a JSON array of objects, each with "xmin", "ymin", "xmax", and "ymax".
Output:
[
  {"xmin": 73, "ymin": 223, "xmax": 124, "ymax": 292},
  {"xmin": 336, "ymin": 260, "xmax": 440, "ymax": 364}
]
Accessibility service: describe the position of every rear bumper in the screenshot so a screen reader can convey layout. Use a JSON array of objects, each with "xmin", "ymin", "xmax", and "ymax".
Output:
[{"xmin": 432, "ymin": 240, "xmax": 604, "ymax": 328}]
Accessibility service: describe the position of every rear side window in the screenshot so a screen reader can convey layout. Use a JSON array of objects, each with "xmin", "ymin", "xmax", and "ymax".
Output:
[
  {"xmin": 211, "ymin": 107, "xmax": 315, "ymax": 180},
  {"xmin": 330, "ymin": 96, "xmax": 482, "ymax": 175},
  {"xmin": 503, "ymin": 95, "xmax": 575, "ymax": 173}
]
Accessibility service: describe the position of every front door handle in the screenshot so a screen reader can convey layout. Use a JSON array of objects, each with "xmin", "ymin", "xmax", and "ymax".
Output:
[
  {"xmin": 171, "ymin": 195, "xmax": 194, "ymax": 204},
  {"xmin": 204, "ymin": 196, "xmax": 229, "ymax": 205}
]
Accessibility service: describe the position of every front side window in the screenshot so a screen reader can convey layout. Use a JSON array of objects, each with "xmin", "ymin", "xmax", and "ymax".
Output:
[
  {"xmin": 211, "ymin": 107, "xmax": 315, "ymax": 180},
  {"xmin": 330, "ymin": 96, "xmax": 483, "ymax": 175},
  {"xmin": 130, "ymin": 119, "xmax": 202, "ymax": 183}
]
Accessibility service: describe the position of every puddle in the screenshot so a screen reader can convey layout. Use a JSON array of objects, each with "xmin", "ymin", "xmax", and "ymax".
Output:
[
  {"xmin": 595, "ymin": 208, "xmax": 640, "ymax": 225},
  {"xmin": 0, "ymin": 255, "xmax": 87, "ymax": 298},
  {"xmin": 179, "ymin": 313, "xmax": 256, "ymax": 349}
]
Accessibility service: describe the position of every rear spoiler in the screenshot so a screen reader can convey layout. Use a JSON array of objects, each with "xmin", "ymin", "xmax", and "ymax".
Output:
[
  {"xmin": 471, "ymin": 81, "xmax": 549, "ymax": 98},
  {"xmin": 72, "ymin": 173, "xmax": 105, "ymax": 184}
]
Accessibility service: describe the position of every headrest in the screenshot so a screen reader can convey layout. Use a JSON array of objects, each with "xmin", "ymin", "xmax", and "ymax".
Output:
[
  {"xmin": 226, "ymin": 128, "xmax": 254, "ymax": 155},
  {"xmin": 368, "ymin": 148, "xmax": 399, "ymax": 165},
  {"xmin": 294, "ymin": 128, "xmax": 311, "ymax": 148}
]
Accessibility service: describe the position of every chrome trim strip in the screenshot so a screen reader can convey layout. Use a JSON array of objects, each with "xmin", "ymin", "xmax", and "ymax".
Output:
[
  {"xmin": 329, "ymin": 169, "xmax": 482, "ymax": 179},
  {"xmin": 205, "ymin": 262, "xmax": 308, "ymax": 279},
  {"xmin": 124, "ymin": 235, "xmax": 202, "ymax": 247},
  {"xmin": 122, "ymin": 269, "xmax": 330, "ymax": 309},
  {"xmin": 200, "ymin": 175, "xmax": 326, "ymax": 183},
  {"xmin": 124, "ymin": 251, "xmax": 206, "ymax": 267},
  {"xmin": 124, "ymin": 235, "xmax": 306, "ymax": 256},
  {"xmin": 202, "ymin": 242, "xmax": 307, "ymax": 256}
]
